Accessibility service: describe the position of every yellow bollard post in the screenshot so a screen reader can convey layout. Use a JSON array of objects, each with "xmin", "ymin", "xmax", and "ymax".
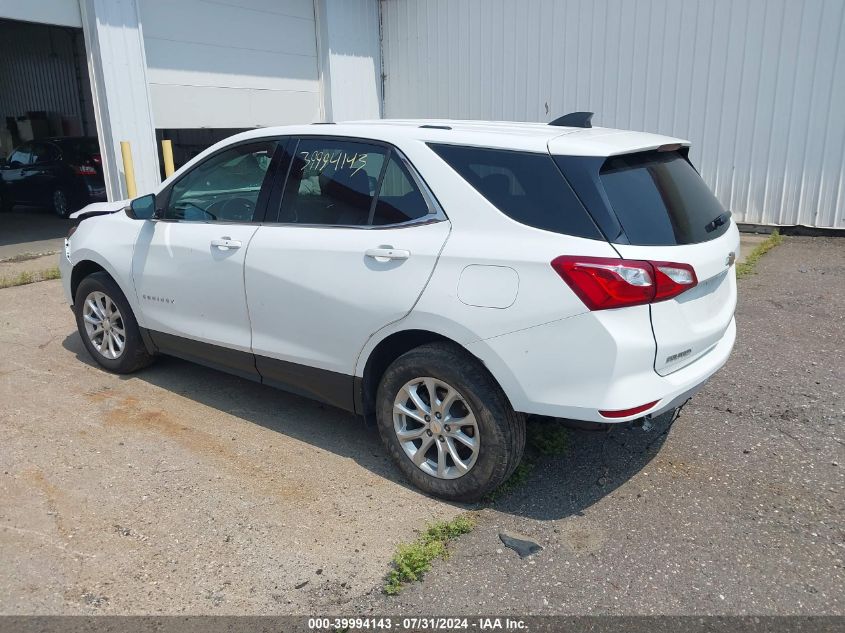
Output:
[
  {"xmin": 161, "ymin": 139, "xmax": 175, "ymax": 178},
  {"xmin": 120, "ymin": 141, "xmax": 137, "ymax": 198}
]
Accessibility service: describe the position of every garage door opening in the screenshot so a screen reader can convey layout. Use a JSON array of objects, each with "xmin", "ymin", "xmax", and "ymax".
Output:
[{"xmin": 0, "ymin": 18, "xmax": 100, "ymax": 263}]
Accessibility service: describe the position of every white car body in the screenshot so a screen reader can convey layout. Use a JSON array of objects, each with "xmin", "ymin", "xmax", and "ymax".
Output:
[{"xmin": 61, "ymin": 119, "xmax": 739, "ymax": 426}]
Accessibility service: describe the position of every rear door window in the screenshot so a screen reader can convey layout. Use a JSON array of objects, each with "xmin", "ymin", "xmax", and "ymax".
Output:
[
  {"xmin": 598, "ymin": 151, "xmax": 729, "ymax": 245},
  {"xmin": 277, "ymin": 139, "xmax": 386, "ymax": 226},
  {"xmin": 429, "ymin": 144, "xmax": 601, "ymax": 239}
]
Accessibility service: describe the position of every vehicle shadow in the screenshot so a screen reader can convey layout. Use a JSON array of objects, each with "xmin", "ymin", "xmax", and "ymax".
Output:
[
  {"xmin": 490, "ymin": 414, "xmax": 673, "ymax": 521},
  {"xmin": 62, "ymin": 332, "xmax": 669, "ymax": 521}
]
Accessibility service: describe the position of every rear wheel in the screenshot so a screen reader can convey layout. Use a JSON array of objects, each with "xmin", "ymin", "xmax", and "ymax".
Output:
[
  {"xmin": 74, "ymin": 272, "xmax": 154, "ymax": 374},
  {"xmin": 52, "ymin": 188, "xmax": 70, "ymax": 218},
  {"xmin": 376, "ymin": 342, "xmax": 525, "ymax": 501}
]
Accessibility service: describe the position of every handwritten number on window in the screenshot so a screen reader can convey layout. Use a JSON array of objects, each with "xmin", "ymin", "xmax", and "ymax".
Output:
[{"xmin": 300, "ymin": 151, "xmax": 368, "ymax": 177}]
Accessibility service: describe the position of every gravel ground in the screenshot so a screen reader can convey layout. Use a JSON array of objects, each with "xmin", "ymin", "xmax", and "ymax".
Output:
[
  {"xmin": 355, "ymin": 236, "xmax": 844, "ymax": 615},
  {"xmin": 0, "ymin": 282, "xmax": 461, "ymax": 614},
  {"xmin": 0, "ymin": 236, "xmax": 841, "ymax": 616}
]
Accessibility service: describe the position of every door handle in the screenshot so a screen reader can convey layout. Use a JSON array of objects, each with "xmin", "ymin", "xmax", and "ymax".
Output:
[
  {"xmin": 211, "ymin": 238, "xmax": 242, "ymax": 250},
  {"xmin": 365, "ymin": 247, "xmax": 410, "ymax": 261}
]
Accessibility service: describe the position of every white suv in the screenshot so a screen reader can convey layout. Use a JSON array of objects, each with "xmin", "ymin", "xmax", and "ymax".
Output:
[{"xmin": 61, "ymin": 117, "xmax": 739, "ymax": 501}]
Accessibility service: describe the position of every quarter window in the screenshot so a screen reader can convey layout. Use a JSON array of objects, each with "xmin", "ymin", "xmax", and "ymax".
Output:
[
  {"xmin": 165, "ymin": 141, "xmax": 277, "ymax": 222},
  {"xmin": 429, "ymin": 143, "xmax": 602, "ymax": 239},
  {"xmin": 371, "ymin": 155, "xmax": 430, "ymax": 225}
]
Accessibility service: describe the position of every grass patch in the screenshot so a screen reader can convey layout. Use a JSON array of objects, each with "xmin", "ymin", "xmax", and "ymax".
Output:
[
  {"xmin": 0, "ymin": 266, "xmax": 61, "ymax": 289},
  {"xmin": 0, "ymin": 250, "xmax": 58, "ymax": 264},
  {"xmin": 527, "ymin": 421, "xmax": 570, "ymax": 455},
  {"xmin": 383, "ymin": 514, "xmax": 476, "ymax": 595},
  {"xmin": 736, "ymin": 230, "xmax": 783, "ymax": 279}
]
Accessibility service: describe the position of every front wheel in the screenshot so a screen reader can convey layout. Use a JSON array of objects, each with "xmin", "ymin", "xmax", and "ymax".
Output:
[
  {"xmin": 376, "ymin": 342, "xmax": 525, "ymax": 501},
  {"xmin": 74, "ymin": 272, "xmax": 155, "ymax": 374}
]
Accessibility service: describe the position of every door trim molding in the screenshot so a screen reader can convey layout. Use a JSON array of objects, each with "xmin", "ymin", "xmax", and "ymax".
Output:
[{"xmin": 144, "ymin": 329, "xmax": 356, "ymax": 413}]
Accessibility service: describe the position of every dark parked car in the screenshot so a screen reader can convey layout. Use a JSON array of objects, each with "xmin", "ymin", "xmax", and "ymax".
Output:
[{"xmin": 0, "ymin": 137, "xmax": 106, "ymax": 217}]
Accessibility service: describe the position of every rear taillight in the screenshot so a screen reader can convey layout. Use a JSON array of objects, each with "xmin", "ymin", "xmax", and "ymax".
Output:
[
  {"xmin": 73, "ymin": 165, "xmax": 97, "ymax": 175},
  {"xmin": 551, "ymin": 256, "xmax": 697, "ymax": 310}
]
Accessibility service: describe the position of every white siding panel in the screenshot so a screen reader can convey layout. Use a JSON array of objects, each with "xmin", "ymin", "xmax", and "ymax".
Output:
[
  {"xmin": 149, "ymin": 84, "xmax": 319, "ymax": 129},
  {"xmin": 315, "ymin": 0, "xmax": 382, "ymax": 121},
  {"xmin": 145, "ymin": 40, "xmax": 317, "ymax": 92},
  {"xmin": 141, "ymin": 0, "xmax": 316, "ymax": 56},
  {"xmin": 80, "ymin": 0, "xmax": 161, "ymax": 198},
  {"xmin": 0, "ymin": 0, "xmax": 81, "ymax": 28},
  {"xmin": 381, "ymin": 0, "xmax": 845, "ymax": 228},
  {"xmin": 140, "ymin": 0, "xmax": 320, "ymax": 128}
]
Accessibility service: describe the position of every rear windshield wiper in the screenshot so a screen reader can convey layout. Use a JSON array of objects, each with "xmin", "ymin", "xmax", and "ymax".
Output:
[{"xmin": 705, "ymin": 210, "xmax": 731, "ymax": 233}]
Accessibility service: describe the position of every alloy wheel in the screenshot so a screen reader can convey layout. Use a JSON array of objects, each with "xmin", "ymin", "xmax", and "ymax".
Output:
[
  {"xmin": 393, "ymin": 377, "xmax": 480, "ymax": 479},
  {"xmin": 82, "ymin": 291, "xmax": 126, "ymax": 359}
]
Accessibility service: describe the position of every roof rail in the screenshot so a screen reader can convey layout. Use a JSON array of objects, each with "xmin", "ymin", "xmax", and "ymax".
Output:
[
  {"xmin": 311, "ymin": 121, "xmax": 336, "ymax": 125},
  {"xmin": 419, "ymin": 124, "xmax": 452, "ymax": 130},
  {"xmin": 548, "ymin": 112, "xmax": 594, "ymax": 128}
]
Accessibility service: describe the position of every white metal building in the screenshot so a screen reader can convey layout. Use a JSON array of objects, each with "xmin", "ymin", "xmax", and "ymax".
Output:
[{"xmin": 1, "ymin": 0, "xmax": 843, "ymax": 229}]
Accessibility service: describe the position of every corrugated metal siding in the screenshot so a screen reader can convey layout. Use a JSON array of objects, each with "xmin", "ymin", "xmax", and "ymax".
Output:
[
  {"xmin": 380, "ymin": 0, "xmax": 845, "ymax": 229},
  {"xmin": 0, "ymin": 19, "xmax": 91, "ymax": 134}
]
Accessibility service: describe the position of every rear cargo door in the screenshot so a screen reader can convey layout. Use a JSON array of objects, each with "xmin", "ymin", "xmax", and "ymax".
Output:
[{"xmin": 596, "ymin": 150, "xmax": 740, "ymax": 375}]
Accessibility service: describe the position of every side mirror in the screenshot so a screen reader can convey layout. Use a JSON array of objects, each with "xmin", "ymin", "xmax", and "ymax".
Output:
[{"xmin": 126, "ymin": 193, "xmax": 157, "ymax": 220}]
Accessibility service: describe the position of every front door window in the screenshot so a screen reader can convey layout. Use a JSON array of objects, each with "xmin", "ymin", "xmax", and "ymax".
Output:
[{"xmin": 165, "ymin": 141, "xmax": 277, "ymax": 222}]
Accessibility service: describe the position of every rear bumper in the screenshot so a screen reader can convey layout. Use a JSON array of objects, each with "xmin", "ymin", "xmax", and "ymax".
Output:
[{"xmin": 467, "ymin": 308, "xmax": 736, "ymax": 423}]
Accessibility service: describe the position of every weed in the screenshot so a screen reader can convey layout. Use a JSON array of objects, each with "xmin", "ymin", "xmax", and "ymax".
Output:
[
  {"xmin": 383, "ymin": 514, "xmax": 476, "ymax": 595},
  {"xmin": 736, "ymin": 230, "xmax": 783, "ymax": 279},
  {"xmin": 527, "ymin": 421, "xmax": 569, "ymax": 455},
  {"xmin": 485, "ymin": 418, "xmax": 569, "ymax": 502},
  {"xmin": 0, "ymin": 267, "xmax": 61, "ymax": 289}
]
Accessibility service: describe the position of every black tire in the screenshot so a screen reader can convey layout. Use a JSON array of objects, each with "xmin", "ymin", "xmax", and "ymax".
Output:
[
  {"xmin": 375, "ymin": 342, "xmax": 525, "ymax": 502},
  {"xmin": 74, "ymin": 272, "xmax": 155, "ymax": 374},
  {"xmin": 52, "ymin": 188, "xmax": 71, "ymax": 218}
]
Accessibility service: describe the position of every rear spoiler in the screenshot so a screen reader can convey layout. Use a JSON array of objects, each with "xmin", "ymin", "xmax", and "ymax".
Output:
[{"xmin": 70, "ymin": 199, "xmax": 129, "ymax": 220}]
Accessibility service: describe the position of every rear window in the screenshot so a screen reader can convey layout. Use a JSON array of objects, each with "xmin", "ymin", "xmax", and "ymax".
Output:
[
  {"xmin": 598, "ymin": 151, "xmax": 729, "ymax": 245},
  {"xmin": 429, "ymin": 144, "xmax": 602, "ymax": 240},
  {"xmin": 55, "ymin": 139, "xmax": 101, "ymax": 163}
]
